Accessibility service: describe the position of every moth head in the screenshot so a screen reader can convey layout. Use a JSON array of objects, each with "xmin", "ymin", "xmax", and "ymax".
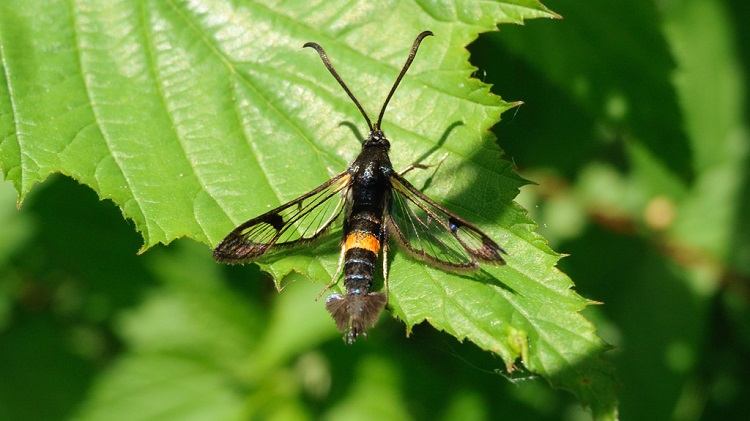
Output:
[{"xmin": 363, "ymin": 129, "xmax": 390, "ymax": 150}]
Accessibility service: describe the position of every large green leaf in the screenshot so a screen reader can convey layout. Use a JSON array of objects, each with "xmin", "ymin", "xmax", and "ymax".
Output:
[{"xmin": 0, "ymin": 0, "xmax": 616, "ymax": 417}]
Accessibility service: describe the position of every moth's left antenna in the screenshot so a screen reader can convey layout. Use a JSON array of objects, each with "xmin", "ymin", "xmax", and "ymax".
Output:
[{"xmin": 304, "ymin": 41, "xmax": 374, "ymax": 132}]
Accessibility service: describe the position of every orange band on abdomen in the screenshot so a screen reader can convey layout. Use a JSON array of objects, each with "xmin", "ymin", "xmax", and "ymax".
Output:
[{"xmin": 344, "ymin": 231, "xmax": 381, "ymax": 254}]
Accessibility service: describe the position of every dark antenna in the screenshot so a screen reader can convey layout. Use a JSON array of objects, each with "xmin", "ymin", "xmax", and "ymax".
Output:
[
  {"xmin": 303, "ymin": 41, "xmax": 374, "ymax": 131},
  {"xmin": 375, "ymin": 30, "xmax": 433, "ymax": 130},
  {"xmin": 304, "ymin": 30, "xmax": 434, "ymax": 132}
]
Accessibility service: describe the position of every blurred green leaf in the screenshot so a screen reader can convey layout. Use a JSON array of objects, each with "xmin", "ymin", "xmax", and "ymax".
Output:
[
  {"xmin": 75, "ymin": 353, "xmax": 248, "ymax": 421},
  {"xmin": 662, "ymin": 0, "xmax": 750, "ymax": 273},
  {"xmin": 74, "ymin": 242, "xmax": 334, "ymax": 421}
]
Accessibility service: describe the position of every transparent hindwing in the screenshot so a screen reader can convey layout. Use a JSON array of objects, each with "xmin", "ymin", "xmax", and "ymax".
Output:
[{"xmin": 387, "ymin": 172, "xmax": 506, "ymax": 271}]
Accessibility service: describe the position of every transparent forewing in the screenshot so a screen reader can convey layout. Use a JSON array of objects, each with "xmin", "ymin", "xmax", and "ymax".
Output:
[
  {"xmin": 213, "ymin": 172, "xmax": 351, "ymax": 263},
  {"xmin": 387, "ymin": 173, "xmax": 506, "ymax": 271}
]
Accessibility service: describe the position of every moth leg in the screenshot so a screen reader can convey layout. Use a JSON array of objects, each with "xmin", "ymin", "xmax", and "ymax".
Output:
[
  {"xmin": 382, "ymin": 240, "xmax": 390, "ymax": 303},
  {"xmin": 380, "ymin": 223, "xmax": 391, "ymax": 305},
  {"xmin": 398, "ymin": 152, "xmax": 449, "ymax": 176},
  {"xmin": 316, "ymin": 244, "xmax": 346, "ymax": 301}
]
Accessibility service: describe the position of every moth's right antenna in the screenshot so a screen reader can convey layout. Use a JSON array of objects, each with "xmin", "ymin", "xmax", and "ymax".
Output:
[{"xmin": 375, "ymin": 31, "xmax": 434, "ymax": 130}]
